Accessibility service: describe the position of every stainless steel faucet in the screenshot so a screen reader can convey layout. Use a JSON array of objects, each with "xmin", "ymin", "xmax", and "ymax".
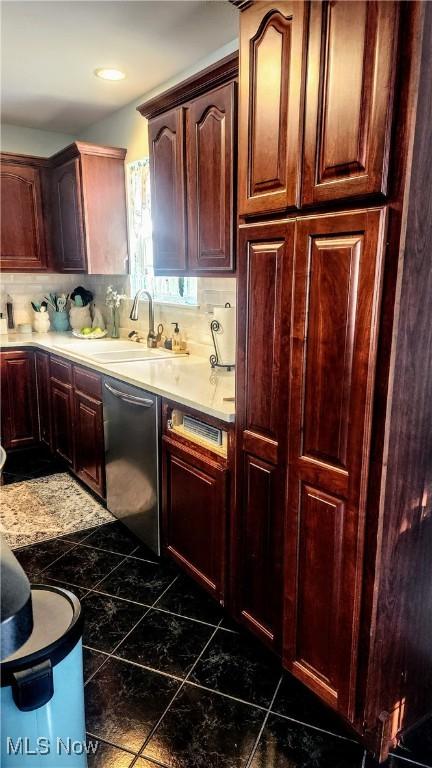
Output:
[{"xmin": 129, "ymin": 289, "xmax": 157, "ymax": 347}]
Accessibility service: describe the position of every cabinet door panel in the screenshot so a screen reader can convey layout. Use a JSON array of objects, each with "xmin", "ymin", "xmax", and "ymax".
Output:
[
  {"xmin": 303, "ymin": 1, "xmax": 398, "ymax": 204},
  {"xmin": 244, "ymin": 238, "xmax": 285, "ymax": 449},
  {"xmin": 238, "ymin": 1, "xmax": 306, "ymax": 215},
  {"xmin": 51, "ymin": 380, "xmax": 74, "ymax": 465},
  {"xmin": 238, "ymin": 454, "xmax": 282, "ymax": 641},
  {"xmin": 1, "ymin": 163, "xmax": 47, "ymax": 270},
  {"xmin": 149, "ymin": 109, "xmax": 186, "ymax": 274},
  {"xmin": 51, "ymin": 159, "xmax": 86, "ymax": 271},
  {"xmin": 36, "ymin": 351, "xmax": 51, "ymax": 448},
  {"xmin": 234, "ymin": 221, "xmax": 294, "ymax": 649},
  {"xmin": 187, "ymin": 83, "xmax": 235, "ymax": 272},
  {"xmin": 284, "ymin": 209, "xmax": 386, "ymax": 717},
  {"xmin": 0, "ymin": 352, "xmax": 38, "ymax": 449},
  {"xmin": 162, "ymin": 437, "xmax": 227, "ymax": 600},
  {"xmin": 74, "ymin": 390, "xmax": 105, "ymax": 497}
]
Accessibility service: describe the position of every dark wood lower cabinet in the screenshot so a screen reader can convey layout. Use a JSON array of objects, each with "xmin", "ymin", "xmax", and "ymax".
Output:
[
  {"xmin": 48, "ymin": 361, "xmax": 105, "ymax": 496},
  {"xmin": 232, "ymin": 220, "xmax": 294, "ymax": 651},
  {"xmin": 0, "ymin": 350, "xmax": 39, "ymax": 449},
  {"xmin": 35, "ymin": 350, "xmax": 51, "ymax": 448},
  {"xmin": 74, "ymin": 389, "xmax": 105, "ymax": 498},
  {"xmin": 50, "ymin": 378, "xmax": 74, "ymax": 465},
  {"xmin": 162, "ymin": 435, "xmax": 227, "ymax": 602},
  {"xmin": 283, "ymin": 209, "xmax": 386, "ymax": 718},
  {"xmin": 234, "ymin": 454, "xmax": 285, "ymax": 646}
]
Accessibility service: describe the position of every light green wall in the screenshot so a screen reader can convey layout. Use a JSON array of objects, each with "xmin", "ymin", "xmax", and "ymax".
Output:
[
  {"xmin": 1, "ymin": 40, "xmax": 238, "ymax": 161},
  {"xmin": 0, "ymin": 123, "xmax": 75, "ymax": 156},
  {"xmin": 81, "ymin": 39, "xmax": 238, "ymax": 162}
]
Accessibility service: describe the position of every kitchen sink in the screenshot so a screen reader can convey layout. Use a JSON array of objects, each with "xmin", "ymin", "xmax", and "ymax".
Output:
[
  {"xmin": 51, "ymin": 339, "xmax": 186, "ymax": 363},
  {"xmin": 88, "ymin": 348, "xmax": 185, "ymax": 363}
]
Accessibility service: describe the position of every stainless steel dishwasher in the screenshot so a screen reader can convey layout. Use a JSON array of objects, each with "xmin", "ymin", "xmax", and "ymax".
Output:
[{"xmin": 103, "ymin": 377, "xmax": 160, "ymax": 555}]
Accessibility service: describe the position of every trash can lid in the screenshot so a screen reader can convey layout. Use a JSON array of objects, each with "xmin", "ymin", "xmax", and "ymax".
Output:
[
  {"xmin": 1, "ymin": 585, "xmax": 83, "ymax": 686},
  {"xmin": 0, "ymin": 538, "xmax": 33, "ymax": 660}
]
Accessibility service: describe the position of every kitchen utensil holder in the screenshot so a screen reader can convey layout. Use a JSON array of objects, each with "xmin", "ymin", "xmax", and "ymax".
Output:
[{"xmin": 209, "ymin": 315, "xmax": 235, "ymax": 372}]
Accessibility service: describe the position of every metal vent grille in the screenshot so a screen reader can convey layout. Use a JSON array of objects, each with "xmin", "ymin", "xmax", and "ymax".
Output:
[{"xmin": 182, "ymin": 415, "xmax": 222, "ymax": 446}]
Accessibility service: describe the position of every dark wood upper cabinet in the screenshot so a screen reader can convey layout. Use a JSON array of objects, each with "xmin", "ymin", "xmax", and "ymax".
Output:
[
  {"xmin": 283, "ymin": 208, "xmax": 386, "ymax": 718},
  {"xmin": 0, "ymin": 351, "xmax": 39, "ymax": 449},
  {"xmin": 50, "ymin": 142, "xmax": 128, "ymax": 274},
  {"xmin": 302, "ymin": 1, "xmax": 399, "ymax": 205},
  {"xmin": 1, "ymin": 142, "xmax": 128, "ymax": 274},
  {"xmin": 139, "ymin": 53, "xmax": 238, "ymax": 275},
  {"xmin": 51, "ymin": 158, "xmax": 86, "ymax": 271},
  {"xmin": 233, "ymin": 220, "xmax": 294, "ymax": 650},
  {"xmin": 238, "ymin": 2, "xmax": 306, "ymax": 216},
  {"xmin": 148, "ymin": 109, "xmax": 187, "ymax": 274},
  {"xmin": 162, "ymin": 435, "xmax": 228, "ymax": 601},
  {"xmin": 186, "ymin": 83, "xmax": 236, "ymax": 273},
  {"xmin": 0, "ymin": 155, "xmax": 49, "ymax": 271}
]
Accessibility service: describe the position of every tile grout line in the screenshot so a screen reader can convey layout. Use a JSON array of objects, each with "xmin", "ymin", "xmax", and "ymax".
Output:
[
  {"xmin": 34, "ymin": 541, "xmax": 81, "ymax": 576},
  {"xmin": 84, "ymin": 576, "xmax": 179, "ymax": 687},
  {"xmin": 65, "ymin": 539, "xmax": 159, "ymax": 563},
  {"xmin": 36, "ymin": 570, "xmax": 240, "ymax": 633},
  {"xmin": 245, "ymin": 675, "xmax": 284, "ymax": 768},
  {"xmin": 129, "ymin": 619, "xmax": 224, "ymax": 766},
  {"xmin": 265, "ymin": 708, "xmax": 359, "ymax": 744},
  {"xmin": 85, "ymin": 733, "xmax": 138, "ymax": 760}
]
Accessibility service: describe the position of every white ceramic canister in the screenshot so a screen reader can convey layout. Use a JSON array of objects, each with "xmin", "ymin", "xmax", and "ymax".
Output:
[
  {"xmin": 33, "ymin": 311, "xmax": 50, "ymax": 333},
  {"xmin": 69, "ymin": 305, "xmax": 92, "ymax": 331}
]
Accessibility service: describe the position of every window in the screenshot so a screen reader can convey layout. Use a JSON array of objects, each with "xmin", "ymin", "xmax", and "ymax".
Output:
[{"xmin": 127, "ymin": 159, "xmax": 198, "ymax": 305}]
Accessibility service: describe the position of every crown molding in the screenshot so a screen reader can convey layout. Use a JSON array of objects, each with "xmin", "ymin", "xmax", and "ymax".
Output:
[{"xmin": 137, "ymin": 51, "xmax": 239, "ymax": 120}]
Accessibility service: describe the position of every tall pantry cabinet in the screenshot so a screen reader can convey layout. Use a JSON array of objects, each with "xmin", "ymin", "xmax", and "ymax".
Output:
[{"xmin": 232, "ymin": 0, "xmax": 432, "ymax": 761}]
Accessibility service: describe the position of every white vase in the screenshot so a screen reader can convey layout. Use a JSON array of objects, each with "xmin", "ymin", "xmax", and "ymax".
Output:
[{"xmin": 33, "ymin": 312, "xmax": 50, "ymax": 333}]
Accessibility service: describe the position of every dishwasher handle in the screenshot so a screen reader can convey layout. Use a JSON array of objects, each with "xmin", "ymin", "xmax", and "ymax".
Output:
[{"xmin": 104, "ymin": 382, "xmax": 155, "ymax": 408}]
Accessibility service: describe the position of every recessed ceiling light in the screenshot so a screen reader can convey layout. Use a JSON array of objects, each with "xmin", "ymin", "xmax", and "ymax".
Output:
[{"xmin": 95, "ymin": 68, "xmax": 126, "ymax": 81}]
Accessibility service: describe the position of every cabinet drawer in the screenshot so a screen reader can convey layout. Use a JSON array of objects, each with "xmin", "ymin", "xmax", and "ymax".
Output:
[
  {"xmin": 50, "ymin": 355, "xmax": 72, "ymax": 385},
  {"xmin": 73, "ymin": 364, "xmax": 102, "ymax": 400}
]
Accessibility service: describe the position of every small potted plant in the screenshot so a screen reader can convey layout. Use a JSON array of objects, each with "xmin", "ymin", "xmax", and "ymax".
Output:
[{"xmin": 105, "ymin": 286, "xmax": 126, "ymax": 338}]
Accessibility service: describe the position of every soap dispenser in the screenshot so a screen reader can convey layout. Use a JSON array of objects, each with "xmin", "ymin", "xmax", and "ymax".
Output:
[{"xmin": 171, "ymin": 322, "xmax": 182, "ymax": 353}]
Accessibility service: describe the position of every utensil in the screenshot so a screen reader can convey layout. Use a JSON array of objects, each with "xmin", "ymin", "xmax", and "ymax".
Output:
[
  {"xmin": 43, "ymin": 296, "xmax": 56, "ymax": 311},
  {"xmin": 57, "ymin": 295, "xmax": 67, "ymax": 312}
]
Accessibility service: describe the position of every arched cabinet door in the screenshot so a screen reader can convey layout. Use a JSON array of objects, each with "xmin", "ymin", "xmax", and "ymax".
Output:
[
  {"xmin": 148, "ymin": 108, "xmax": 187, "ymax": 274},
  {"xmin": 302, "ymin": 1, "xmax": 399, "ymax": 204},
  {"xmin": 0, "ymin": 162, "xmax": 48, "ymax": 270},
  {"xmin": 186, "ymin": 83, "xmax": 236, "ymax": 273},
  {"xmin": 238, "ymin": 1, "xmax": 306, "ymax": 216}
]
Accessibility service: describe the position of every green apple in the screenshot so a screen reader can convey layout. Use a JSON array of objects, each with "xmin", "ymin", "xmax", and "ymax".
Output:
[
  {"xmin": 91, "ymin": 327, "xmax": 103, "ymax": 335},
  {"xmin": 81, "ymin": 327, "xmax": 93, "ymax": 335}
]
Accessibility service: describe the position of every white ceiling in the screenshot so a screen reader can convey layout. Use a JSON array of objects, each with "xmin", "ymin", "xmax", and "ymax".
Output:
[{"xmin": 1, "ymin": 1, "xmax": 239, "ymax": 133}]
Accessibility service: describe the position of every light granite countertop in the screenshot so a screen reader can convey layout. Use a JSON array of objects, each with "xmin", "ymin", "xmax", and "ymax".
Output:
[{"xmin": 0, "ymin": 332, "xmax": 235, "ymax": 423}]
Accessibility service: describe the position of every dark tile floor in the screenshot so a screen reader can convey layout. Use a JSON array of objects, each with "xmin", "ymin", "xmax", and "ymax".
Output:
[{"xmin": 5, "ymin": 449, "xmax": 432, "ymax": 768}]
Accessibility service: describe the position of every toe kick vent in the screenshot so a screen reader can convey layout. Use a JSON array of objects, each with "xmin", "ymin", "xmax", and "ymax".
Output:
[{"xmin": 182, "ymin": 415, "xmax": 222, "ymax": 446}]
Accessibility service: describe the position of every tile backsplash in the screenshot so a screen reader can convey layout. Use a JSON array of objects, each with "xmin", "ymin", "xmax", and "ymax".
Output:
[{"xmin": 0, "ymin": 274, "xmax": 236, "ymax": 356}]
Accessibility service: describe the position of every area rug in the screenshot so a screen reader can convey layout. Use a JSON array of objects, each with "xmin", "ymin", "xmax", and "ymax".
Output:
[{"xmin": 0, "ymin": 473, "xmax": 114, "ymax": 549}]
